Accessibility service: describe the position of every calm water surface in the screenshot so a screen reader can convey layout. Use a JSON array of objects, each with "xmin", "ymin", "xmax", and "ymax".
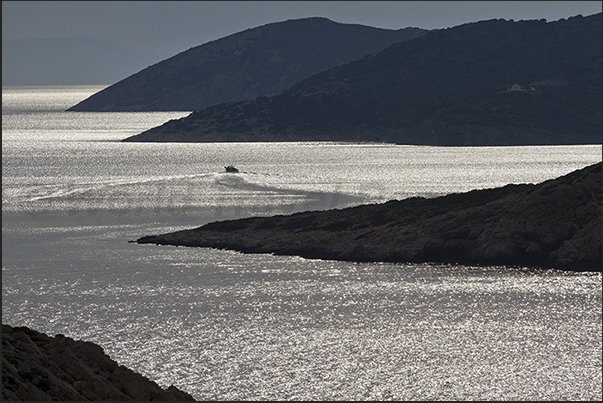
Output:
[{"xmin": 2, "ymin": 86, "xmax": 602, "ymax": 400}]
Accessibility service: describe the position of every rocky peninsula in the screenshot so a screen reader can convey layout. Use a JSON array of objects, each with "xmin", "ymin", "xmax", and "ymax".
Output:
[
  {"xmin": 2, "ymin": 325, "xmax": 194, "ymax": 401},
  {"xmin": 136, "ymin": 162, "xmax": 602, "ymax": 272}
]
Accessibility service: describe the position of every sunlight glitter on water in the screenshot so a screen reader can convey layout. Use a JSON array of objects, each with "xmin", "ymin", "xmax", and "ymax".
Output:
[{"xmin": 2, "ymin": 86, "xmax": 602, "ymax": 400}]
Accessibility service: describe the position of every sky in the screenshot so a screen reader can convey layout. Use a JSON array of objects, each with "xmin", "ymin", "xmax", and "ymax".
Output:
[{"xmin": 3, "ymin": 1, "xmax": 602, "ymax": 56}]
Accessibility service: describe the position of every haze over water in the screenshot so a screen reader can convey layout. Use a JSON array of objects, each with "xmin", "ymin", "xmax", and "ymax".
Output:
[{"xmin": 2, "ymin": 86, "xmax": 602, "ymax": 400}]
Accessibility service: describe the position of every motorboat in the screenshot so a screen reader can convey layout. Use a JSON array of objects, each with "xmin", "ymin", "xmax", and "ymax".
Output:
[{"xmin": 224, "ymin": 165, "xmax": 239, "ymax": 173}]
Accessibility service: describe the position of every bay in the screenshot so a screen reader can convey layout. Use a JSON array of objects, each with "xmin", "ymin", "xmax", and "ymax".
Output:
[{"xmin": 2, "ymin": 86, "xmax": 601, "ymax": 400}]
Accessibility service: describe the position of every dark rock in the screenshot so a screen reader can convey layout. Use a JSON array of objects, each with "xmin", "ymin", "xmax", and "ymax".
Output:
[
  {"xmin": 1, "ymin": 324, "xmax": 195, "ymax": 401},
  {"xmin": 136, "ymin": 163, "xmax": 602, "ymax": 272}
]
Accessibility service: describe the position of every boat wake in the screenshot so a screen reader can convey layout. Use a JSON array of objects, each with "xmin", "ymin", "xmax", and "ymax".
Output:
[
  {"xmin": 4, "ymin": 170, "xmax": 360, "ymax": 214},
  {"xmin": 23, "ymin": 173, "xmax": 215, "ymax": 202},
  {"xmin": 213, "ymin": 171, "xmax": 360, "ymax": 210}
]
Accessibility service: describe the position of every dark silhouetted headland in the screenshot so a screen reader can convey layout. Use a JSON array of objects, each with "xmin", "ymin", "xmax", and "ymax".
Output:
[{"xmin": 135, "ymin": 163, "xmax": 602, "ymax": 272}]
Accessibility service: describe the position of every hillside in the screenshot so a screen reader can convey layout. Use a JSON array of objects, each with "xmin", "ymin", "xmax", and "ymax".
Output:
[
  {"xmin": 68, "ymin": 17, "xmax": 426, "ymax": 112},
  {"xmin": 2, "ymin": 325, "xmax": 194, "ymax": 401},
  {"xmin": 135, "ymin": 163, "xmax": 602, "ymax": 272},
  {"xmin": 124, "ymin": 13, "xmax": 602, "ymax": 145}
]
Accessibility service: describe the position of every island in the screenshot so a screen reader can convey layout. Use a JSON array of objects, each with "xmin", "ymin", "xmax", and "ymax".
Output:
[
  {"xmin": 135, "ymin": 162, "xmax": 602, "ymax": 272},
  {"xmin": 123, "ymin": 14, "xmax": 602, "ymax": 146},
  {"xmin": 69, "ymin": 18, "xmax": 425, "ymax": 112}
]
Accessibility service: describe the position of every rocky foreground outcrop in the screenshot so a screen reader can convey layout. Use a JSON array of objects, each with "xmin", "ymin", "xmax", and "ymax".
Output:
[
  {"xmin": 136, "ymin": 163, "xmax": 602, "ymax": 272},
  {"xmin": 2, "ymin": 325, "xmax": 194, "ymax": 401}
]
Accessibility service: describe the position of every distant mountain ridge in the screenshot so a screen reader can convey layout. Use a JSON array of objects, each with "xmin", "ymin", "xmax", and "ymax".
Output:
[
  {"xmin": 69, "ymin": 17, "xmax": 426, "ymax": 111},
  {"xmin": 124, "ymin": 13, "xmax": 602, "ymax": 145}
]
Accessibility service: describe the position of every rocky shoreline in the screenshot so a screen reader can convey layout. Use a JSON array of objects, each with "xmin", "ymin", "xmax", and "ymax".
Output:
[
  {"xmin": 2, "ymin": 325, "xmax": 195, "ymax": 401},
  {"xmin": 136, "ymin": 162, "xmax": 602, "ymax": 272}
]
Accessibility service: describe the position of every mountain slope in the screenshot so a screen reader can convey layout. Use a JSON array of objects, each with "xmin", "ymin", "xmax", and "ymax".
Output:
[
  {"xmin": 135, "ymin": 163, "xmax": 602, "ymax": 272},
  {"xmin": 68, "ymin": 17, "xmax": 426, "ymax": 111},
  {"xmin": 124, "ymin": 13, "xmax": 602, "ymax": 145}
]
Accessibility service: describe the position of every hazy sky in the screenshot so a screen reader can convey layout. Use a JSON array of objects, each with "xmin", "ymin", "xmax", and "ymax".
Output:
[{"xmin": 3, "ymin": 1, "xmax": 602, "ymax": 56}]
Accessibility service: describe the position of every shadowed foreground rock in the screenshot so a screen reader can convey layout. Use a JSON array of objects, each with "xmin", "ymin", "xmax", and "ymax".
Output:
[
  {"xmin": 1, "ymin": 325, "xmax": 195, "ymax": 401},
  {"xmin": 136, "ymin": 163, "xmax": 601, "ymax": 272}
]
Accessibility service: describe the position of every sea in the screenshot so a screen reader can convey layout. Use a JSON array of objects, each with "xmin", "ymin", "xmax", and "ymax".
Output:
[{"xmin": 2, "ymin": 85, "xmax": 602, "ymax": 400}]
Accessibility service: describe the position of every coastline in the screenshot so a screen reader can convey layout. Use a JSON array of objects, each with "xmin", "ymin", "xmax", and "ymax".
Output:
[{"xmin": 136, "ymin": 162, "xmax": 602, "ymax": 272}]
